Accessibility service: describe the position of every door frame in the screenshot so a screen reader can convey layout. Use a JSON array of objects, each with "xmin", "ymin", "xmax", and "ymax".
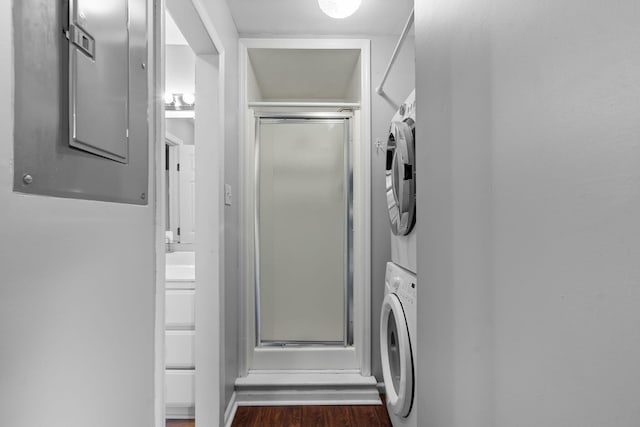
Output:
[
  {"xmin": 254, "ymin": 112, "xmax": 354, "ymax": 349},
  {"xmin": 237, "ymin": 38, "xmax": 372, "ymax": 377},
  {"xmin": 165, "ymin": 132, "xmax": 183, "ymax": 247},
  {"xmin": 153, "ymin": 1, "xmax": 227, "ymax": 426}
]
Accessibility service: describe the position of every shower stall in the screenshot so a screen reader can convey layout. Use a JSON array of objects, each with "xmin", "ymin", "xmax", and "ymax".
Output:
[
  {"xmin": 254, "ymin": 113, "xmax": 353, "ymax": 347},
  {"xmin": 237, "ymin": 41, "xmax": 375, "ymax": 403}
]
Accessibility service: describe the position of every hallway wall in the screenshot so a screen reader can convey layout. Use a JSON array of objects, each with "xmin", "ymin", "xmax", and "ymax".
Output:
[
  {"xmin": 416, "ymin": 0, "xmax": 640, "ymax": 425},
  {"xmin": 0, "ymin": 3, "xmax": 155, "ymax": 427}
]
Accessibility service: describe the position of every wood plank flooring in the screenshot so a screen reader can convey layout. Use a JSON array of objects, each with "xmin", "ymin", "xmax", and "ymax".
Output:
[
  {"xmin": 230, "ymin": 404, "xmax": 392, "ymax": 427},
  {"xmin": 166, "ymin": 402, "xmax": 392, "ymax": 427},
  {"xmin": 167, "ymin": 402, "xmax": 393, "ymax": 427},
  {"xmin": 166, "ymin": 421, "xmax": 195, "ymax": 427}
]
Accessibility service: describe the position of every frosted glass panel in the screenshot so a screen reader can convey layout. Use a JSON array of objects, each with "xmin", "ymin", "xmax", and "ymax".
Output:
[{"xmin": 259, "ymin": 120, "xmax": 346, "ymax": 343}]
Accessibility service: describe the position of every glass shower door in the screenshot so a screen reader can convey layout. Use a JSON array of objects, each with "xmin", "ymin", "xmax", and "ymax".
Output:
[{"xmin": 256, "ymin": 115, "xmax": 352, "ymax": 345}]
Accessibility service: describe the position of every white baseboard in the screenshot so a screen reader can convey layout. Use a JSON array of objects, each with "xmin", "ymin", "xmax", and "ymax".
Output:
[
  {"xmin": 224, "ymin": 391, "xmax": 238, "ymax": 427},
  {"xmin": 165, "ymin": 405, "xmax": 195, "ymax": 419},
  {"xmin": 226, "ymin": 370, "xmax": 381, "ymax": 424}
]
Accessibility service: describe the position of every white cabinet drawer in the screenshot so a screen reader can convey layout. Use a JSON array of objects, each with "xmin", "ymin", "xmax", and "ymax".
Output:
[
  {"xmin": 166, "ymin": 330, "xmax": 195, "ymax": 369},
  {"xmin": 165, "ymin": 290, "xmax": 195, "ymax": 329},
  {"xmin": 165, "ymin": 370, "xmax": 195, "ymax": 407}
]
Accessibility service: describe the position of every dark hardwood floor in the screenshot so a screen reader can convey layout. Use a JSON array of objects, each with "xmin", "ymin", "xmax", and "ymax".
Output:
[
  {"xmin": 167, "ymin": 402, "xmax": 393, "ymax": 427},
  {"xmin": 230, "ymin": 404, "xmax": 393, "ymax": 427},
  {"xmin": 166, "ymin": 421, "xmax": 194, "ymax": 427}
]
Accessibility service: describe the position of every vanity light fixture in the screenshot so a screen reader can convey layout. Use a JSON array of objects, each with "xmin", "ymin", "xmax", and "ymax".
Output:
[
  {"xmin": 164, "ymin": 92, "xmax": 195, "ymax": 110},
  {"xmin": 318, "ymin": 0, "xmax": 362, "ymax": 19},
  {"xmin": 182, "ymin": 93, "xmax": 195, "ymax": 105}
]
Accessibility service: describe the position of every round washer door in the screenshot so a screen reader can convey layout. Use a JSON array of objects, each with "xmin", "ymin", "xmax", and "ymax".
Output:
[
  {"xmin": 386, "ymin": 119, "xmax": 416, "ymax": 236},
  {"xmin": 380, "ymin": 293, "xmax": 414, "ymax": 417}
]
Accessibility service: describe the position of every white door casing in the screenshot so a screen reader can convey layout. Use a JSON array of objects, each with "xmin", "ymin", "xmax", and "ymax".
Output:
[{"xmin": 178, "ymin": 144, "xmax": 196, "ymax": 244}]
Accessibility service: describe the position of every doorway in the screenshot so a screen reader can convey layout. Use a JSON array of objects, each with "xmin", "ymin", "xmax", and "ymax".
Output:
[{"xmin": 155, "ymin": 1, "xmax": 226, "ymax": 426}]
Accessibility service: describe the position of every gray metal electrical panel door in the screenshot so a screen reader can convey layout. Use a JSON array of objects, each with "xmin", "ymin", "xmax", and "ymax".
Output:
[
  {"xmin": 70, "ymin": 0, "xmax": 130, "ymax": 163},
  {"xmin": 13, "ymin": 0, "xmax": 149, "ymax": 204}
]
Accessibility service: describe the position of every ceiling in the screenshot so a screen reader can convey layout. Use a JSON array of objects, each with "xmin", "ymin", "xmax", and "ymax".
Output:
[
  {"xmin": 226, "ymin": 0, "xmax": 413, "ymax": 36},
  {"xmin": 248, "ymin": 49, "xmax": 361, "ymax": 100}
]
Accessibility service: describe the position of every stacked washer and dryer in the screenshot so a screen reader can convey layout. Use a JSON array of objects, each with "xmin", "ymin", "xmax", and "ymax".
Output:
[{"xmin": 380, "ymin": 90, "xmax": 417, "ymax": 427}]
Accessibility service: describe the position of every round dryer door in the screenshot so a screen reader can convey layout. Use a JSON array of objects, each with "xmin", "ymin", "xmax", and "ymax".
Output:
[
  {"xmin": 380, "ymin": 293, "xmax": 414, "ymax": 417},
  {"xmin": 386, "ymin": 119, "xmax": 416, "ymax": 236}
]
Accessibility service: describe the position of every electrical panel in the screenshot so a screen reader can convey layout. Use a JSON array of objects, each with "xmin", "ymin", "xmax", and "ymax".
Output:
[{"xmin": 13, "ymin": 0, "xmax": 149, "ymax": 204}]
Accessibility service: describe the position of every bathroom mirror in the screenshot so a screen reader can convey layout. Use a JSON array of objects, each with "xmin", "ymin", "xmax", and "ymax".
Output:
[
  {"xmin": 165, "ymin": 118, "xmax": 196, "ymax": 248},
  {"xmin": 386, "ymin": 118, "xmax": 416, "ymax": 236}
]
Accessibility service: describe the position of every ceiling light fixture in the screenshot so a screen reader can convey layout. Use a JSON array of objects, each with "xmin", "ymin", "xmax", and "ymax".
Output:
[{"xmin": 318, "ymin": 0, "xmax": 362, "ymax": 19}]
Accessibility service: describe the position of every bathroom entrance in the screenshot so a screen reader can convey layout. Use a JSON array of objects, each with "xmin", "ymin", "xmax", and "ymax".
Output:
[
  {"xmin": 255, "ymin": 113, "xmax": 353, "ymax": 346},
  {"xmin": 156, "ymin": 0, "xmax": 226, "ymax": 425}
]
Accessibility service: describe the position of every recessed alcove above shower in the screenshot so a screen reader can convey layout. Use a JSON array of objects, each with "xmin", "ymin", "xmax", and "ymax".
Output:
[{"xmin": 247, "ymin": 48, "xmax": 361, "ymax": 104}]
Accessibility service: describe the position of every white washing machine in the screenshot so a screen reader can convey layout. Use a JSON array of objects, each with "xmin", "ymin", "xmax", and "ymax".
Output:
[
  {"xmin": 380, "ymin": 262, "xmax": 416, "ymax": 427},
  {"xmin": 386, "ymin": 90, "xmax": 417, "ymax": 273}
]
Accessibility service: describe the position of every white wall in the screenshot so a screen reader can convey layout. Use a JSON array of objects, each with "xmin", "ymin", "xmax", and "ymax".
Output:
[
  {"xmin": 166, "ymin": 118, "xmax": 195, "ymax": 145},
  {"xmin": 246, "ymin": 56, "xmax": 263, "ymax": 102},
  {"xmin": 165, "ymin": 45, "xmax": 196, "ymax": 96},
  {"xmin": 0, "ymin": 2, "xmax": 156, "ymax": 427},
  {"xmin": 416, "ymin": 0, "xmax": 640, "ymax": 426},
  {"xmin": 345, "ymin": 55, "xmax": 361, "ymax": 103}
]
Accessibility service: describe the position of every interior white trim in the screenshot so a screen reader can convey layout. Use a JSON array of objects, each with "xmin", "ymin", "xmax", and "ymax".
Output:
[
  {"xmin": 165, "ymin": 131, "xmax": 184, "ymax": 146},
  {"xmin": 223, "ymin": 392, "xmax": 238, "ymax": 427},
  {"xmin": 234, "ymin": 389, "xmax": 381, "ymax": 407},
  {"xmin": 153, "ymin": 2, "xmax": 166, "ymax": 427},
  {"xmin": 236, "ymin": 370, "xmax": 377, "ymax": 387},
  {"xmin": 155, "ymin": 1, "xmax": 227, "ymax": 427},
  {"xmin": 238, "ymin": 37, "xmax": 372, "ymax": 378},
  {"xmin": 166, "ymin": 406, "xmax": 196, "ymax": 419}
]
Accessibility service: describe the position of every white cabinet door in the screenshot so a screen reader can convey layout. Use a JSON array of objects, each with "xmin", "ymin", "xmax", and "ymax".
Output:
[
  {"xmin": 165, "ymin": 290, "xmax": 195, "ymax": 329},
  {"xmin": 178, "ymin": 145, "xmax": 196, "ymax": 244},
  {"xmin": 165, "ymin": 370, "xmax": 195, "ymax": 407},
  {"xmin": 166, "ymin": 330, "xmax": 195, "ymax": 369}
]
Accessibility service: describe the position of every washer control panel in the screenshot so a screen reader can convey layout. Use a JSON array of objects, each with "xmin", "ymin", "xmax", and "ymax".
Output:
[{"xmin": 385, "ymin": 262, "xmax": 416, "ymax": 307}]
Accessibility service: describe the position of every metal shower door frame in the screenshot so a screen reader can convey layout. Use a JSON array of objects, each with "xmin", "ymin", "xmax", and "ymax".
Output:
[{"xmin": 254, "ymin": 112, "xmax": 354, "ymax": 347}]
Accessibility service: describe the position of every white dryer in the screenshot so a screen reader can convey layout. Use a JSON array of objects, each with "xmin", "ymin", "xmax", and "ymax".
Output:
[
  {"xmin": 380, "ymin": 262, "xmax": 416, "ymax": 427},
  {"xmin": 386, "ymin": 90, "xmax": 417, "ymax": 273}
]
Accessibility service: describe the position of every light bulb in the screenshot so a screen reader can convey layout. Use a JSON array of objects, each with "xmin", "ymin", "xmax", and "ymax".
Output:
[
  {"xmin": 318, "ymin": 0, "xmax": 362, "ymax": 19},
  {"xmin": 182, "ymin": 93, "xmax": 195, "ymax": 105},
  {"xmin": 164, "ymin": 93, "xmax": 174, "ymax": 104}
]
